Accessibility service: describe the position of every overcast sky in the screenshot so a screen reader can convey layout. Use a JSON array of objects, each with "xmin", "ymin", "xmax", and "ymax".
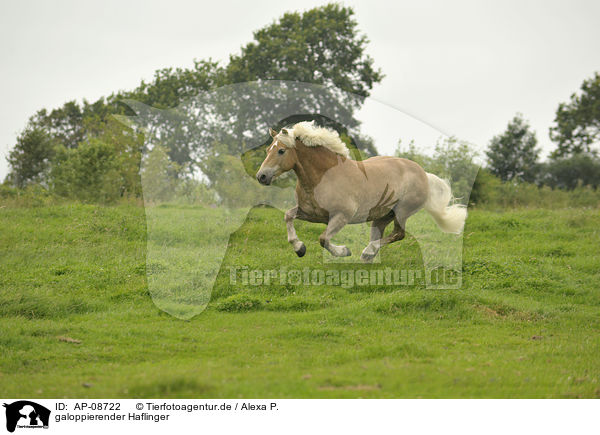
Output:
[{"xmin": 1, "ymin": 0, "xmax": 599, "ymax": 179}]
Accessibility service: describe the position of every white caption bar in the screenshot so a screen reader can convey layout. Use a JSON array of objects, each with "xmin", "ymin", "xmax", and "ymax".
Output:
[{"xmin": 0, "ymin": 399, "xmax": 597, "ymax": 435}]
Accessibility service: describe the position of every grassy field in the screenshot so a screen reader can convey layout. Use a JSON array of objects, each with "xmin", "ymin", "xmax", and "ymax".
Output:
[{"xmin": 1, "ymin": 203, "xmax": 599, "ymax": 398}]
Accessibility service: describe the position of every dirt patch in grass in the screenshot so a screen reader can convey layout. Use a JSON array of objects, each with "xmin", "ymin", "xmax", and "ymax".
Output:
[{"xmin": 472, "ymin": 299, "xmax": 544, "ymax": 322}]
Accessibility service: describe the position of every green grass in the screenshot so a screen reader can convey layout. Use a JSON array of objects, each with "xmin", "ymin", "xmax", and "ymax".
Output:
[{"xmin": 1, "ymin": 203, "xmax": 599, "ymax": 398}]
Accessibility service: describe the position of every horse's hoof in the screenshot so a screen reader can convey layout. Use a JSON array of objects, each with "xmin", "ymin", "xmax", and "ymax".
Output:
[
  {"xmin": 341, "ymin": 247, "xmax": 352, "ymax": 257},
  {"xmin": 360, "ymin": 248, "xmax": 377, "ymax": 262},
  {"xmin": 295, "ymin": 244, "xmax": 306, "ymax": 257},
  {"xmin": 360, "ymin": 253, "xmax": 375, "ymax": 263}
]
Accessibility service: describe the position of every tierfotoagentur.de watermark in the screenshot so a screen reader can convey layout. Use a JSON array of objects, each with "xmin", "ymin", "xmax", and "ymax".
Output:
[{"xmin": 229, "ymin": 266, "xmax": 460, "ymax": 289}]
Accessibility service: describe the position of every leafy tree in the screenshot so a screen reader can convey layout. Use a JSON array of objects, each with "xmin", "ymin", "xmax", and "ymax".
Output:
[
  {"xmin": 550, "ymin": 72, "xmax": 600, "ymax": 156},
  {"xmin": 6, "ymin": 127, "xmax": 55, "ymax": 187},
  {"xmin": 219, "ymin": 4, "xmax": 383, "ymax": 155},
  {"xmin": 486, "ymin": 113, "xmax": 540, "ymax": 183},
  {"xmin": 226, "ymin": 4, "xmax": 382, "ymax": 102}
]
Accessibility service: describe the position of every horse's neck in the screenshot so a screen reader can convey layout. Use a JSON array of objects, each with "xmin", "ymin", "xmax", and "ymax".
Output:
[{"xmin": 293, "ymin": 142, "xmax": 343, "ymax": 192}]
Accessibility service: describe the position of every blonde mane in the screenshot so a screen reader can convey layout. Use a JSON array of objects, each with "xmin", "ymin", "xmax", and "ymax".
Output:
[{"xmin": 276, "ymin": 121, "xmax": 350, "ymax": 158}]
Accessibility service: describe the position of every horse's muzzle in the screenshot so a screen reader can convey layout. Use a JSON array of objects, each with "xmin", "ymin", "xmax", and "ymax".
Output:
[{"xmin": 256, "ymin": 171, "xmax": 272, "ymax": 185}]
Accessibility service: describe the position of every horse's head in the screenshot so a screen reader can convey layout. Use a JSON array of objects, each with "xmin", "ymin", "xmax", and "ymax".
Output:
[{"xmin": 256, "ymin": 127, "xmax": 297, "ymax": 185}]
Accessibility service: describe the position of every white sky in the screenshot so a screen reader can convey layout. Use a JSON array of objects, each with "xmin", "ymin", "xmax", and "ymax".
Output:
[{"xmin": 1, "ymin": 0, "xmax": 599, "ymax": 179}]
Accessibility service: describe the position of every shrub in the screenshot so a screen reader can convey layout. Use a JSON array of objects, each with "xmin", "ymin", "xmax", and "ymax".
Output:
[
  {"xmin": 49, "ymin": 120, "xmax": 142, "ymax": 203},
  {"xmin": 538, "ymin": 153, "xmax": 600, "ymax": 190},
  {"xmin": 0, "ymin": 184, "xmax": 58, "ymax": 207},
  {"xmin": 51, "ymin": 140, "xmax": 122, "ymax": 202},
  {"xmin": 472, "ymin": 172, "xmax": 600, "ymax": 209},
  {"xmin": 215, "ymin": 294, "xmax": 264, "ymax": 312}
]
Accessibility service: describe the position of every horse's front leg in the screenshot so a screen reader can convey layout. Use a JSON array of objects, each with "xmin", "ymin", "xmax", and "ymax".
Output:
[
  {"xmin": 285, "ymin": 206, "xmax": 306, "ymax": 257},
  {"xmin": 319, "ymin": 213, "xmax": 351, "ymax": 257}
]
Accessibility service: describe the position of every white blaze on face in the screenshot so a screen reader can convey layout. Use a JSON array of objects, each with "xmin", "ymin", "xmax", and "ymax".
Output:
[
  {"xmin": 259, "ymin": 140, "xmax": 281, "ymax": 175},
  {"xmin": 268, "ymin": 140, "xmax": 280, "ymax": 152}
]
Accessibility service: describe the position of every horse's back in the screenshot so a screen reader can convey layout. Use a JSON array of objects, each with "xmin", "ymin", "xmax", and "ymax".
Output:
[{"xmin": 360, "ymin": 156, "xmax": 427, "ymax": 180}]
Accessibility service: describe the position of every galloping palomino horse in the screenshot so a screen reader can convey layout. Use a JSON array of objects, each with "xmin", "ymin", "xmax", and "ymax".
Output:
[{"xmin": 256, "ymin": 121, "xmax": 467, "ymax": 262}]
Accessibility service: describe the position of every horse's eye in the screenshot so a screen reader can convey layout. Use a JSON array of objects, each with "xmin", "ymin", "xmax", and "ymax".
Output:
[{"xmin": 278, "ymin": 148, "xmax": 285, "ymax": 155}]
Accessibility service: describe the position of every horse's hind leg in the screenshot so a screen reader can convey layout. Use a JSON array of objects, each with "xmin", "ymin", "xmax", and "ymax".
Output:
[
  {"xmin": 380, "ymin": 203, "xmax": 420, "ymax": 247},
  {"xmin": 285, "ymin": 206, "xmax": 306, "ymax": 257},
  {"xmin": 379, "ymin": 204, "xmax": 422, "ymax": 246},
  {"xmin": 319, "ymin": 213, "xmax": 351, "ymax": 257},
  {"xmin": 361, "ymin": 206, "xmax": 419, "ymax": 262},
  {"xmin": 381, "ymin": 217, "xmax": 407, "ymax": 245},
  {"xmin": 360, "ymin": 213, "xmax": 394, "ymax": 262}
]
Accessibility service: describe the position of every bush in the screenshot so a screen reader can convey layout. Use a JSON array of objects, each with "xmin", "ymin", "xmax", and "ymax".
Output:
[
  {"xmin": 49, "ymin": 121, "xmax": 142, "ymax": 203},
  {"xmin": 51, "ymin": 140, "xmax": 123, "ymax": 202},
  {"xmin": 0, "ymin": 184, "xmax": 58, "ymax": 207},
  {"xmin": 471, "ymin": 170, "xmax": 600, "ymax": 209},
  {"xmin": 538, "ymin": 153, "xmax": 600, "ymax": 190},
  {"xmin": 469, "ymin": 169, "xmax": 501, "ymax": 205}
]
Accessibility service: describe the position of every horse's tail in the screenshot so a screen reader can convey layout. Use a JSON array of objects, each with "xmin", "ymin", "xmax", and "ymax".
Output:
[{"xmin": 423, "ymin": 173, "xmax": 467, "ymax": 234}]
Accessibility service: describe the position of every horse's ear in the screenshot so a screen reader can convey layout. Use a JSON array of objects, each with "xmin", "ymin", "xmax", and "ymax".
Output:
[{"xmin": 269, "ymin": 127, "xmax": 277, "ymax": 138}]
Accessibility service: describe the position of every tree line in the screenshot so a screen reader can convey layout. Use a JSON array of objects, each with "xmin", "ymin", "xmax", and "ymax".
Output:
[{"xmin": 2, "ymin": 3, "xmax": 599, "ymax": 205}]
